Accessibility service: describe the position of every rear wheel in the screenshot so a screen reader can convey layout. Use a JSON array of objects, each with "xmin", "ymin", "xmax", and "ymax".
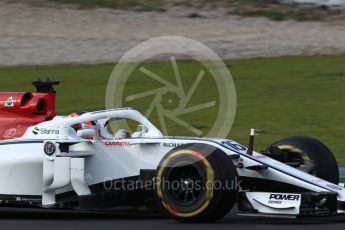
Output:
[
  {"xmin": 265, "ymin": 136, "xmax": 339, "ymax": 184},
  {"xmin": 155, "ymin": 144, "xmax": 238, "ymax": 222}
]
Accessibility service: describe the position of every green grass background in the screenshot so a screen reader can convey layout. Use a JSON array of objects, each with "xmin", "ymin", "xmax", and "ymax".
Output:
[{"xmin": 1, "ymin": 54, "xmax": 345, "ymax": 162}]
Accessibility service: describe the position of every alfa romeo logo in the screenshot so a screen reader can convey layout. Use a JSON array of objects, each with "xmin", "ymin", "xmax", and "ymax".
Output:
[
  {"xmin": 106, "ymin": 36, "xmax": 236, "ymax": 138},
  {"xmin": 44, "ymin": 142, "xmax": 56, "ymax": 156}
]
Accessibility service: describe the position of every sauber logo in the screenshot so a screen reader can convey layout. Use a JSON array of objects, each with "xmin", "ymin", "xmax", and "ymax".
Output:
[{"xmin": 104, "ymin": 141, "xmax": 130, "ymax": 147}]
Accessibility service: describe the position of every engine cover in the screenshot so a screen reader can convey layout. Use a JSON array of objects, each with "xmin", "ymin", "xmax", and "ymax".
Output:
[{"xmin": 0, "ymin": 92, "xmax": 56, "ymax": 140}]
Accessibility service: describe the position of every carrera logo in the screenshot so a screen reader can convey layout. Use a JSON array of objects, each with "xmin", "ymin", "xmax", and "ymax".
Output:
[
  {"xmin": 33, "ymin": 128, "xmax": 59, "ymax": 135},
  {"xmin": 269, "ymin": 194, "xmax": 300, "ymax": 201},
  {"xmin": 105, "ymin": 141, "xmax": 130, "ymax": 147}
]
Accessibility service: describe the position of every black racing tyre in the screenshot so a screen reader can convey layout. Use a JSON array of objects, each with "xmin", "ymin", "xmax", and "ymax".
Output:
[
  {"xmin": 266, "ymin": 136, "xmax": 339, "ymax": 184},
  {"xmin": 155, "ymin": 144, "xmax": 238, "ymax": 223}
]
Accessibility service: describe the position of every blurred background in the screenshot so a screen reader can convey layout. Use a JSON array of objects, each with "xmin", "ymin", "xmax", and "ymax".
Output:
[{"xmin": 0, "ymin": 0, "xmax": 345, "ymax": 163}]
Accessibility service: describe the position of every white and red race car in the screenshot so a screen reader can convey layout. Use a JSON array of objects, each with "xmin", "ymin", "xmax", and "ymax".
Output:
[{"xmin": 0, "ymin": 80, "xmax": 343, "ymax": 222}]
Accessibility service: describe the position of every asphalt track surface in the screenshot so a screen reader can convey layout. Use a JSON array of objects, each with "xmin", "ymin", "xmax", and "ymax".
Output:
[{"xmin": 1, "ymin": 207, "xmax": 345, "ymax": 230}]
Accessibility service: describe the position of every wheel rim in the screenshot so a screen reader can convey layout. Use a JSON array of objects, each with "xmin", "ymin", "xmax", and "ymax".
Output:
[
  {"xmin": 165, "ymin": 163, "xmax": 205, "ymax": 207},
  {"xmin": 275, "ymin": 145, "xmax": 316, "ymax": 174}
]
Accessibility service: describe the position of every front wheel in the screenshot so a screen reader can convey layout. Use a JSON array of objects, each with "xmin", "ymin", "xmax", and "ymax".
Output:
[
  {"xmin": 155, "ymin": 144, "xmax": 238, "ymax": 223},
  {"xmin": 265, "ymin": 136, "xmax": 339, "ymax": 184}
]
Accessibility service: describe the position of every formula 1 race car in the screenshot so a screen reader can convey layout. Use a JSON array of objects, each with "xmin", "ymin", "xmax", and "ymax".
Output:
[{"xmin": 0, "ymin": 80, "xmax": 344, "ymax": 222}]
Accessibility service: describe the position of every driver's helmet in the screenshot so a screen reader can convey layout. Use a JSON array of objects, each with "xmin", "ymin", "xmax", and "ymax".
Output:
[{"xmin": 70, "ymin": 111, "xmax": 100, "ymax": 137}]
